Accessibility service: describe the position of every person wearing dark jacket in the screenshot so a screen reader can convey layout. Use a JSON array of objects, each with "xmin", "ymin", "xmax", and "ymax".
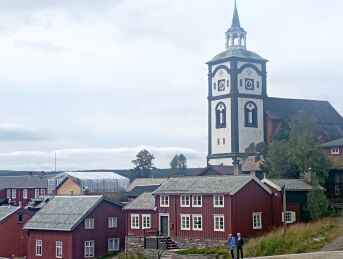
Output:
[{"xmin": 236, "ymin": 233, "xmax": 244, "ymax": 259}]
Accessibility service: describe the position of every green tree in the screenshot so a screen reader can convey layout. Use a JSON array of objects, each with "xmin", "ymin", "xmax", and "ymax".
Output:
[
  {"xmin": 131, "ymin": 149, "xmax": 155, "ymax": 179},
  {"xmin": 306, "ymin": 187, "xmax": 328, "ymax": 221},
  {"xmin": 265, "ymin": 111, "xmax": 330, "ymax": 182},
  {"xmin": 170, "ymin": 154, "xmax": 187, "ymax": 176}
]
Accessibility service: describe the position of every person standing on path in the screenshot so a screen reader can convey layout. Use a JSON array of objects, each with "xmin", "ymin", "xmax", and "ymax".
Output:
[
  {"xmin": 236, "ymin": 233, "xmax": 244, "ymax": 259},
  {"xmin": 228, "ymin": 233, "xmax": 236, "ymax": 259}
]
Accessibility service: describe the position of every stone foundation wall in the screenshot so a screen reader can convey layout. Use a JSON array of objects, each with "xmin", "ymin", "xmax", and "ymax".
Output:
[
  {"xmin": 125, "ymin": 236, "xmax": 144, "ymax": 254},
  {"xmin": 174, "ymin": 237, "xmax": 227, "ymax": 250},
  {"xmin": 144, "ymin": 248, "xmax": 159, "ymax": 259}
]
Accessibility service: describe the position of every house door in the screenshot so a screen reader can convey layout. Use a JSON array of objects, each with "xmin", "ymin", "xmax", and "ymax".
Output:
[{"xmin": 160, "ymin": 215, "xmax": 169, "ymax": 236}]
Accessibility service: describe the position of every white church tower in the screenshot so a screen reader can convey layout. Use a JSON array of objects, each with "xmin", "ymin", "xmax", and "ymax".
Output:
[{"xmin": 207, "ymin": 1, "xmax": 267, "ymax": 166}]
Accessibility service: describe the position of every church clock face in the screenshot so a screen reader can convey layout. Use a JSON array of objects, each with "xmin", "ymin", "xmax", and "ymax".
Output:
[
  {"xmin": 218, "ymin": 79, "xmax": 225, "ymax": 91},
  {"xmin": 245, "ymin": 78, "xmax": 254, "ymax": 90}
]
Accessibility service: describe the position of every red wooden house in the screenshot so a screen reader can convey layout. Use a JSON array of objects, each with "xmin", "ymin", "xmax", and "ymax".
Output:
[
  {"xmin": 125, "ymin": 175, "xmax": 287, "ymax": 252},
  {"xmin": 24, "ymin": 195, "xmax": 125, "ymax": 259},
  {"xmin": 0, "ymin": 174, "xmax": 51, "ymax": 206},
  {"xmin": 0, "ymin": 206, "xmax": 33, "ymax": 258}
]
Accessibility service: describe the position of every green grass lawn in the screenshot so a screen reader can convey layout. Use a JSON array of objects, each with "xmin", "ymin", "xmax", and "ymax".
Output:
[{"xmin": 177, "ymin": 217, "xmax": 339, "ymax": 258}]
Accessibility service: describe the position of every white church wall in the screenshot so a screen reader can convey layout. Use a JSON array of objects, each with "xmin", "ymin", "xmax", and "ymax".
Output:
[
  {"xmin": 209, "ymin": 158, "xmax": 234, "ymax": 166},
  {"xmin": 237, "ymin": 63, "xmax": 262, "ymax": 95},
  {"xmin": 211, "ymin": 63, "xmax": 231, "ymax": 97},
  {"xmin": 237, "ymin": 62, "xmax": 261, "ymax": 71},
  {"xmin": 211, "ymin": 98, "xmax": 232, "ymax": 155},
  {"xmin": 238, "ymin": 97, "xmax": 264, "ymax": 152}
]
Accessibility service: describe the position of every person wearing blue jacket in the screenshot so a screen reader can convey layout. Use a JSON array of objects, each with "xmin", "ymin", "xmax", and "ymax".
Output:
[{"xmin": 228, "ymin": 233, "xmax": 236, "ymax": 259}]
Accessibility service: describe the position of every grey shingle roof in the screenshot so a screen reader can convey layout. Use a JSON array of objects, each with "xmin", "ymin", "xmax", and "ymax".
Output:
[
  {"xmin": 0, "ymin": 206, "xmax": 20, "ymax": 222},
  {"xmin": 320, "ymin": 138, "xmax": 343, "ymax": 148},
  {"xmin": 24, "ymin": 196, "xmax": 103, "ymax": 231},
  {"xmin": 263, "ymin": 178, "xmax": 324, "ymax": 191},
  {"xmin": 126, "ymin": 185, "xmax": 161, "ymax": 198},
  {"xmin": 153, "ymin": 175, "xmax": 271, "ymax": 195},
  {"xmin": 0, "ymin": 174, "xmax": 51, "ymax": 190},
  {"xmin": 124, "ymin": 192, "xmax": 155, "ymax": 210},
  {"xmin": 126, "ymin": 178, "xmax": 168, "ymax": 192}
]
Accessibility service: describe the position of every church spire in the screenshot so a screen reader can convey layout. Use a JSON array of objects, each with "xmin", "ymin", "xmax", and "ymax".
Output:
[{"xmin": 225, "ymin": 1, "xmax": 247, "ymax": 50}]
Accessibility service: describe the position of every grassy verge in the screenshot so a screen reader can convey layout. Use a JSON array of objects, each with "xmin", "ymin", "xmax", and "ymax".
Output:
[
  {"xmin": 177, "ymin": 217, "xmax": 339, "ymax": 257},
  {"xmin": 97, "ymin": 252, "xmax": 144, "ymax": 259}
]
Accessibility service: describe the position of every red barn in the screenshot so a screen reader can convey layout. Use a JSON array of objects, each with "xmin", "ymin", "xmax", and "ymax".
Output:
[
  {"xmin": 0, "ymin": 206, "xmax": 33, "ymax": 258},
  {"xmin": 125, "ymin": 175, "xmax": 286, "ymax": 252},
  {"xmin": 24, "ymin": 195, "xmax": 125, "ymax": 259},
  {"xmin": 0, "ymin": 174, "xmax": 51, "ymax": 206}
]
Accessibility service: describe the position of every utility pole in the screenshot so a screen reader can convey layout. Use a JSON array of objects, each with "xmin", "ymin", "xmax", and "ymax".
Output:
[{"xmin": 282, "ymin": 185, "xmax": 287, "ymax": 236}]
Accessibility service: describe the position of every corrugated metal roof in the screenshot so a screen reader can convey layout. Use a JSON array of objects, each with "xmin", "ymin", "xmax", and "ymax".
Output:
[
  {"xmin": 24, "ymin": 196, "xmax": 103, "ymax": 231},
  {"xmin": 0, "ymin": 206, "xmax": 20, "ymax": 222},
  {"xmin": 48, "ymin": 171, "xmax": 130, "ymax": 194},
  {"xmin": 0, "ymin": 174, "xmax": 51, "ymax": 190},
  {"xmin": 153, "ymin": 175, "xmax": 271, "ymax": 195},
  {"xmin": 124, "ymin": 192, "xmax": 155, "ymax": 210}
]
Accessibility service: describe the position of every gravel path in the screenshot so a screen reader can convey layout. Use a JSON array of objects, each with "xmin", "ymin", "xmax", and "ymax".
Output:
[
  {"xmin": 320, "ymin": 217, "xmax": 343, "ymax": 251},
  {"xmin": 247, "ymin": 251, "xmax": 343, "ymax": 259}
]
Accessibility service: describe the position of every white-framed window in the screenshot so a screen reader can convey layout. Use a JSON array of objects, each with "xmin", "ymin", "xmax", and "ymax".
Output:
[
  {"xmin": 85, "ymin": 218, "xmax": 95, "ymax": 229},
  {"xmin": 180, "ymin": 195, "xmax": 190, "ymax": 207},
  {"xmin": 40, "ymin": 189, "xmax": 46, "ymax": 195},
  {"xmin": 34, "ymin": 189, "xmax": 40, "ymax": 198},
  {"xmin": 12, "ymin": 189, "xmax": 16, "ymax": 199},
  {"xmin": 160, "ymin": 195, "xmax": 169, "ymax": 207},
  {"xmin": 56, "ymin": 241, "xmax": 63, "ymax": 258},
  {"xmin": 192, "ymin": 195, "xmax": 202, "ymax": 207},
  {"xmin": 6, "ymin": 189, "xmax": 11, "ymax": 199},
  {"xmin": 214, "ymin": 215, "xmax": 225, "ymax": 231},
  {"xmin": 84, "ymin": 240, "xmax": 95, "ymax": 258},
  {"xmin": 282, "ymin": 211, "xmax": 296, "ymax": 224},
  {"xmin": 213, "ymin": 195, "xmax": 224, "ymax": 207},
  {"xmin": 23, "ymin": 189, "xmax": 28, "ymax": 199},
  {"xmin": 142, "ymin": 214, "xmax": 151, "ymax": 229},
  {"xmin": 131, "ymin": 214, "xmax": 140, "ymax": 229},
  {"xmin": 192, "ymin": 215, "xmax": 203, "ymax": 231},
  {"xmin": 335, "ymin": 184, "xmax": 341, "ymax": 196},
  {"xmin": 253, "ymin": 212, "xmax": 262, "ymax": 230},
  {"xmin": 331, "ymin": 147, "xmax": 340, "ymax": 155},
  {"xmin": 108, "ymin": 217, "xmax": 118, "ymax": 228},
  {"xmin": 108, "ymin": 238, "xmax": 120, "ymax": 252},
  {"xmin": 180, "ymin": 214, "xmax": 191, "ymax": 230},
  {"xmin": 35, "ymin": 240, "xmax": 42, "ymax": 256}
]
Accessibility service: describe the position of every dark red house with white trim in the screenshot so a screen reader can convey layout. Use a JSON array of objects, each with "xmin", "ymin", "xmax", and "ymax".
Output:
[
  {"xmin": 0, "ymin": 206, "xmax": 33, "ymax": 258},
  {"xmin": 24, "ymin": 196, "xmax": 125, "ymax": 259},
  {"xmin": 0, "ymin": 174, "xmax": 51, "ymax": 206},
  {"xmin": 125, "ymin": 175, "xmax": 288, "ymax": 253}
]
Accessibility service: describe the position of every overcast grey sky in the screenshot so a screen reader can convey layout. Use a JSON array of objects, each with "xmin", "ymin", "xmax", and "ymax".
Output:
[{"xmin": 0, "ymin": 0, "xmax": 342, "ymax": 171}]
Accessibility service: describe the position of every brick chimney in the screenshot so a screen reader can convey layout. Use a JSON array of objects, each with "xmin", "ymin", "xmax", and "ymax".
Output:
[{"xmin": 303, "ymin": 169, "xmax": 316, "ymax": 186}]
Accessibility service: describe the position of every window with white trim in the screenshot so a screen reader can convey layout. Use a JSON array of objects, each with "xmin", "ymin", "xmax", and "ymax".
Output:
[
  {"xmin": 12, "ymin": 189, "xmax": 16, "ymax": 199},
  {"xmin": 56, "ymin": 241, "xmax": 63, "ymax": 258},
  {"xmin": 192, "ymin": 195, "xmax": 202, "ymax": 207},
  {"xmin": 108, "ymin": 238, "xmax": 120, "ymax": 252},
  {"xmin": 108, "ymin": 217, "xmax": 118, "ymax": 228},
  {"xmin": 180, "ymin": 195, "xmax": 190, "ymax": 207},
  {"xmin": 331, "ymin": 147, "xmax": 340, "ymax": 155},
  {"xmin": 142, "ymin": 214, "xmax": 151, "ymax": 229},
  {"xmin": 23, "ymin": 189, "xmax": 28, "ymax": 199},
  {"xmin": 84, "ymin": 240, "xmax": 95, "ymax": 258},
  {"xmin": 214, "ymin": 215, "xmax": 225, "ymax": 231},
  {"xmin": 213, "ymin": 195, "xmax": 224, "ymax": 207},
  {"xmin": 192, "ymin": 215, "xmax": 203, "ymax": 231},
  {"xmin": 180, "ymin": 214, "xmax": 190, "ymax": 230},
  {"xmin": 40, "ymin": 189, "xmax": 46, "ymax": 195},
  {"xmin": 160, "ymin": 195, "xmax": 169, "ymax": 207},
  {"xmin": 252, "ymin": 212, "xmax": 262, "ymax": 229},
  {"xmin": 36, "ymin": 240, "xmax": 42, "ymax": 256},
  {"xmin": 282, "ymin": 211, "xmax": 296, "ymax": 224},
  {"xmin": 335, "ymin": 184, "xmax": 341, "ymax": 196},
  {"xmin": 6, "ymin": 189, "xmax": 11, "ymax": 199},
  {"xmin": 34, "ymin": 189, "xmax": 40, "ymax": 198},
  {"xmin": 131, "ymin": 214, "xmax": 139, "ymax": 229},
  {"xmin": 85, "ymin": 218, "xmax": 95, "ymax": 229}
]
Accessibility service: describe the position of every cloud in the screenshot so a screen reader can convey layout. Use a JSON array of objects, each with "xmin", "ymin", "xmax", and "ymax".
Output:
[{"xmin": 0, "ymin": 123, "xmax": 49, "ymax": 142}]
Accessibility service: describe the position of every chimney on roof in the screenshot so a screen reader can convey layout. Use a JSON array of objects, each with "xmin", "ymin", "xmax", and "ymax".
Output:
[
  {"xmin": 303, "ymin": 168, "xmax": 317, "ymax": 186},
  {"xmin": 233, "ymin": 157, "xmax": 242, "ymax": 176},
  {"xmin": 28, "ymin": 171, "xmax": 33, "ymax": 177},
  {"xmin": 39, "ymin": 171, "xmax": 45, "ymax": 179},
  {"xmin": 70, "ymin": 191, "xmax": 74, "ymax": 196},
  {"xmin": 18, "ymin": 201, "xmax": 22, "ymax": 207}
]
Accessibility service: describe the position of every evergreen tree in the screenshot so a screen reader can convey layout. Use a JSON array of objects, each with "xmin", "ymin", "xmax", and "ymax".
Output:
[
  {"xmin": 306, "ymin": 186, "xmax": 328, "ymax": 221},
  {"xmin": 170, "ymin": 154, "xmax": 187, "ymax": 176}
]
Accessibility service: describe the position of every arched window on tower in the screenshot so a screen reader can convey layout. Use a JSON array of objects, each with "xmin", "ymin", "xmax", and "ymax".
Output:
[
  {"xmin": 216, "ymin": 103, "xmax": 226, "ymax": 129},
  {"xmin": 245, "ymin": 102, "xmax": 257, "ymax": 127}
]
